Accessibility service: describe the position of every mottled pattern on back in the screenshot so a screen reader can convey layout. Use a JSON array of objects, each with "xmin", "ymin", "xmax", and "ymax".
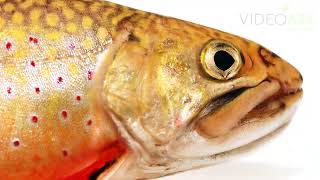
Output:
[{"xmin": 0, "ymin": 0, "xmax": 140, "ymax": 64}]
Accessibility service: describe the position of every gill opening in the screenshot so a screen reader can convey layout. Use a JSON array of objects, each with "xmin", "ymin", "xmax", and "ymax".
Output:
[{"xmin": 88, "ymin": 30, "xmax": 131, "ymax": 144}]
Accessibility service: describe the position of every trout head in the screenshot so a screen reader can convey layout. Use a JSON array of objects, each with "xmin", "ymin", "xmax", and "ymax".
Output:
[{"xmin": 100, "ymin": 14, "xmax": 303, "ymax": 177}]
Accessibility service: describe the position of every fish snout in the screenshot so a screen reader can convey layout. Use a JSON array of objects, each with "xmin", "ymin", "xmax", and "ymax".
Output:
[{"xmin": 259, "ymin": 47, "xmax": 303, "ymax": 95}]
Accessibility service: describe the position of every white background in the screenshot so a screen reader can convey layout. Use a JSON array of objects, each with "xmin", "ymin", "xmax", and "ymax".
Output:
[{"xmin": 109, "ymin": 0, "xmax": 319, "ymax": 179}]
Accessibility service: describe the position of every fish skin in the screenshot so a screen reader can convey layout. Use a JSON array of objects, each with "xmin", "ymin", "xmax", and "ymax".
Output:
[
  {"xmin": 0, "ymin": 0, "xmax": 136, "ymax": 179},
  {"xmin": 0, "ymin": 0, "xmax": 302, "ymax": 179}
]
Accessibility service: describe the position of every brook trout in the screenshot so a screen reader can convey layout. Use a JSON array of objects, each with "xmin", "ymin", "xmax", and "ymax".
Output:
[{"xmin": 0, "ymin": 0, "xmax": 303, "ymax": 179}]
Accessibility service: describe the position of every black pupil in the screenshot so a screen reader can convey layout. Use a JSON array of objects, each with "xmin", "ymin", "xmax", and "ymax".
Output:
[{"xmin": 214, "ymin": 50, "xmax": 235, "ymax": 71}]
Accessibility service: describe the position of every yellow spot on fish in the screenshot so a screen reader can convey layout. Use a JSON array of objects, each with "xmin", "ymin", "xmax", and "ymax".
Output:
[
  {"xmin": 46, "ymin": 13, "xmax": 60, "ymax": 27},
  {"xmin": 82, "ymin": 37, "xmax": 94, "ymax": 49},
  {"xmin": 13, "ymin": 49, "xmax": 28, "ymax": 60},
  {"xmin": 30, "ymin": 25, "xmax": 41, "ymax": 33},
  {"xmin": 10, "ymin": 29, "xmax": 26, "ymax": 41},
  {"xmin": 82, "ymin": 16, "xmax": 93, "ymax": 29},
  {"xmin": 46, "ymin": 93, "xmax": 62, "ymax": 114},
  {"xmin": 47, "ymin": 47, "xmax": 58, "ymax": 59},
  {"xmin": 0, "ymin": 0, "xmax": 6, "ymax": 3},
  {"xmin": 68, "ymin": 63, "xmax": 79, "ymax": 77},
  {"xmin": 47, "ymin": 31, "xmax": 63, "ymax": 41},
  {"xmin": 30, "ymin": 8, "xmax": 42, "ymax": 23},
  {"xmin": 97, "ymin": 27, "xmax": 110, "ymax": 42},
  {"xmin": 90, "ymin": 2, "xmax": 102, "ymax": 12},
  {"xmin": 51, "ymin": 0, "xmax": 66, "ymax": 8},
  {"xmin": 62, "ymin": 7, "xmax": 75, "ymax": 20},
  {"xmin": 3, "ymin": 3, "xmax": 15, "ymax": 12},
  {"xmin": 66, "ymin": 23, "xmax": 78, "ymax": 33},
  {"xmin": 73, "ymin": 1, "xmax": 86, "ymax": 12},
  {"xmin": 35, "ymin": 0, "xmax": 46, "ymax": 6},
  {"xmin": 12, "ymin": 12, "xmax": 24, "ymax": 25},
  {"xmin": 0, "ymin": 17, "xmax": 5, "ymax": 30},
  {"xmin": 40, "ymin": 66, "xmax": 50, "ymax": 78},
  {"xmin": 16, "ymin": 72, "xmax": 27, "ymax": 84},
  {"xmin": 4, "ymin": 66, "xmax": 27, "ymax": 84},
  {"xmin": 4, "ymin": 66, "xmax": 16, "ymax": 76},
  {"xmin": 19, "ymin": 0, "xmax": 35, "ymax": 9}
]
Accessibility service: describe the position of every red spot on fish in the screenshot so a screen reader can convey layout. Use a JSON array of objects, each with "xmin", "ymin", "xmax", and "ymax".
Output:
[
  {"xmin": 61, "ymin": 110, "xmax": 68, "ymax": 119},
  {"xmin": 33, "ymin": 38, "xmax": 38, "ymax": 44},
  {"xmin": 7, "ymin": 87, "xmax": 12, "ymax": 94},
  {"xmin": 35, "ymin": 87, "xmax": 40, "ymax": 94},
  {"xmin": 5, "ymin": 42, "xmax": 12, "ymax": 50},
  {"xmin": 62, "ymin": 150, "xmax": 68, "ymax": 157},
  {"xmin": 13, "ymin": 140, "xmax": 20, "ymax": 147},
  {"xmin": 29, "ymin": 37, "xmax": 38, "ymax": 44},
  {"xmin": 87, "ymin": 119, "xmax": 93, "ymax": 126},
  {"xmin": 87, "ymin": 70, "xmax": 93, "ymax": 80},
  {"xmin": 31, "ymin": 60, "xmax": 36, "ymax": 67},
  {"xmin": 57, "ymin": 77, "xmax": 63, "ymax": 83},
  {"xmin": 76, "ymin": 95, "xmax": 81, "ymax": 101},
  {"xmin": 31, "ymin": 116, "xmax": 39, "ymax": 123},
  {"xmin": 69, "ymin": 43, "xmax": 75, "ymax": 50}
]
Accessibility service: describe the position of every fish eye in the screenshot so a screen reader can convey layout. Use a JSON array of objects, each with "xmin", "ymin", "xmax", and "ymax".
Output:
[{"xmin": 201, "ymin": 39, "xmax": 243, "ymax": 80}]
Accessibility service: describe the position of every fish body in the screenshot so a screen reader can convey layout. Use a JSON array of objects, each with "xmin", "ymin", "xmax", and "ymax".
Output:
[{"xmin": 0, "ymin": 0, "xmax": 303, "ymax": 179}]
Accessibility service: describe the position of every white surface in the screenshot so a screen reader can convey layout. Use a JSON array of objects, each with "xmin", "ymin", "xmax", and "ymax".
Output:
[{"xmin": 109, "ymin": 0, "xmax": 319, "ymax": 179}]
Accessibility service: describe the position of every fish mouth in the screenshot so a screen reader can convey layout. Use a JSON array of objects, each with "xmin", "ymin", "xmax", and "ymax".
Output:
[
  {"xmin": 167, "ymin": 79, "xmax": 303, "ymax": 159},
  {"xmin": 196, "ymin": 79, "xmax": 302, "ymax": 138}
]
